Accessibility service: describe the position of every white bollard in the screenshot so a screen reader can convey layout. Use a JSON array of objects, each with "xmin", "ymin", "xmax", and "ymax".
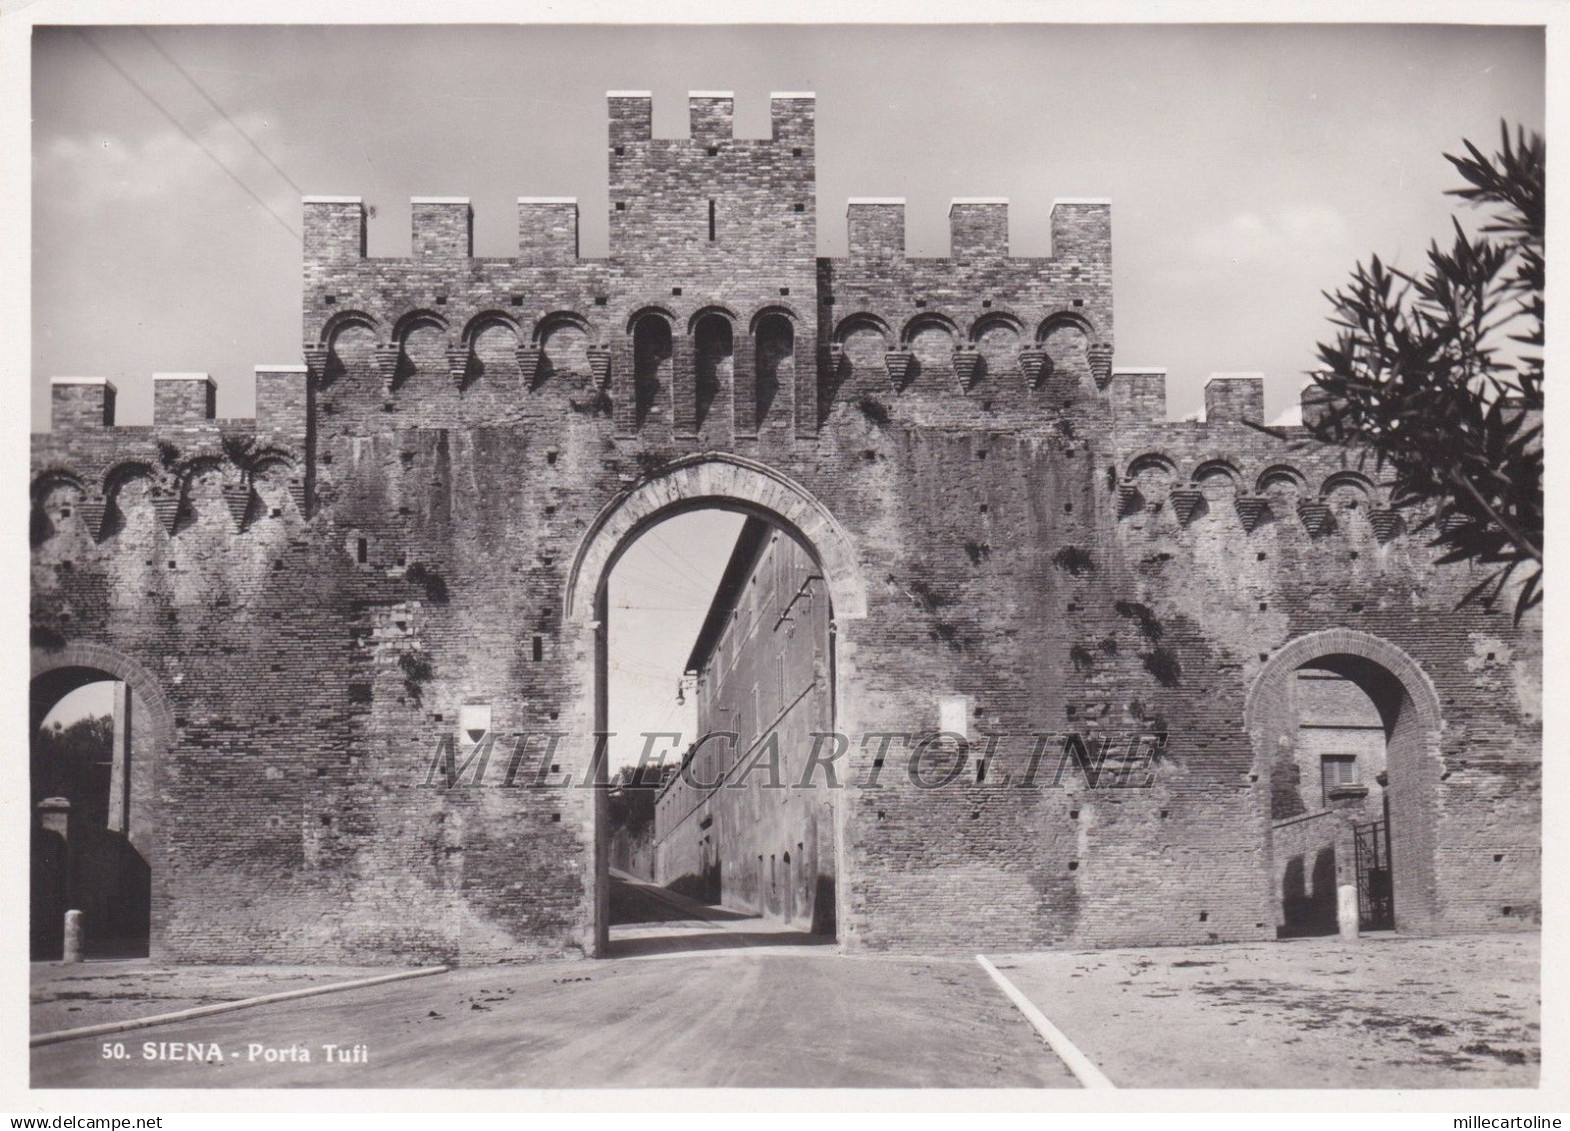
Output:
[
  {"xmin": 1337, "ymin": 884, "xmax": 1360, "ymax": 940},
  {"xmin": 62, "ymin": 910, "xmax": 84, "ymax": 964}
]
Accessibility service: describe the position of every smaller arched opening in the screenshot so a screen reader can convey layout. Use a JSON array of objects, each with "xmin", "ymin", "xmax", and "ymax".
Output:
[
  {"xmin": 1037, "ymin": 313, "xmax": 1094, "ymax": 390},
  {"xmin": 319, "ymin": 311, "xmax": 378, "ymax": 387},
  {"xmin": 1251, "ymin": 631, "xmax": 1442, "ymax": 939},
  {"xmin": 753, "ymin": 311, "xmax": 794, "ymax": 430},
  {"xmin": 101, "ymin": 462, "xmax": 159, "ymax": 543},
  {"xmin": 393, "ymin": 310, "xmax": 450, "ymax": 390},
  {"xmin": 1122, "ymin": 452, "xmax": 1179, "ymax": 515},
  {"xmin": 631, "ymin": 312, "xmax": 673, "ymax": 428},
  {"xmin": 901, "ymin": 313, "xmax": 956, "ymax": 389},
  {"xmin": 1256, "ymin": 464, "xmax": 1308, "ymax": 498},
  {"xmin": 463, "ymin": 311, "xmax": 522, "ymax": 387},
  {"xmin": 1191, "ymin": 459, "xmax": 1244, "ymax": 523},
  {"xmin": 30, "ymin": 654, "xmax": 170, "ymax": 960},
  {"xmin": 1321, "ymin": 470, "xmax": 1379, "ymax": 538},
  {"xmin": 31, "ymin": 471, "xmax": 86, "ymax": 549},
  {"xmin": 1255, "ymin": 465, "xmax": 1309, "ymax": 529},
  {"xmin": 825, "ymin": 312, "xmax": 893, "ymax": 414},
  {"xmin": 691, "ymin": 312, "xmax": 733, "ymax": 432},
  {"xmin": 968, "ymin": 311, "xmax": 1024, "ymax": 385},
  {"xmin": 535, "ymin": 311, "xmax": 592, "ymax": 389}
]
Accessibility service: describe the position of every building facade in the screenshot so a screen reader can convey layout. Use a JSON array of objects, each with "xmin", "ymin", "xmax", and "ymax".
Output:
[
  {"xmin": 652, "ymin": 517, "xmax": 835, "ymax": 933},
  {"xmin": 29, "ymin": 92, "xmax": 1541, "ymax": 964}
]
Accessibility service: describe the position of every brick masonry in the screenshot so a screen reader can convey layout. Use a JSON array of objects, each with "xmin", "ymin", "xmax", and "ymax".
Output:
[{"xmin": 29, "ymin": 92, "xmax": 1540, "ymax": 964}]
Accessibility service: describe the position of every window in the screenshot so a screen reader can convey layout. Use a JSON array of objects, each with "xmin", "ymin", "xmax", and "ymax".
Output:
[
  {"xmin": 761, "ymin": 539, "xmax": 779, "ymax": 616},
  {"xmin": 1321, "ymin": 755, "xmax": 1358, "ymax": 805},
  {"xmin": 940, "ymin": 695, "xmax": 969, "ymax": 739},
  {"xmin": 708, "ymin": 199, "xmax": 716, "ymax": 241},
  {"xmin": 458, "ymin": 703, "xmax": 491, "ymax": 749}
]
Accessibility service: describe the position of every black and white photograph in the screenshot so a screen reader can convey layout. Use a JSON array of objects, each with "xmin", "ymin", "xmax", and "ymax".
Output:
[{"xmin": 3, "ymin": 1, "xmax": 1562, "ymax": 1119}]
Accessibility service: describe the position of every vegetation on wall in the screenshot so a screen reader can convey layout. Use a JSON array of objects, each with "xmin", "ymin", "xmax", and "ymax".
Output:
[{"xmin": 1308, "ymin": 123, "xmax": 1543, "ymax": 621}]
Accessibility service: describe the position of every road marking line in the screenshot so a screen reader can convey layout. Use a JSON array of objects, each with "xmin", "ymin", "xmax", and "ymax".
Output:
[
  {"xmin": 975, "ymin": 954, "xmax": 1115, "ymax": 1089},
  {"xmin": 31, "ymin": 965, "xmax": 449, "ymax": 1048}
]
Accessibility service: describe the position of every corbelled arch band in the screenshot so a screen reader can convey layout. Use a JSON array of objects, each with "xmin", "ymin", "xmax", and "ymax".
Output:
[{"xmin": 563, "ymin": 453, "xmax": 867, "ymax": 624}]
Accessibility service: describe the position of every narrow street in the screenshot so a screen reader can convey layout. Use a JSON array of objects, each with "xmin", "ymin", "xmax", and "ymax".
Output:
[{"xmin": 606, "ymin": 868, "xmax": 833, "ymax": 957}]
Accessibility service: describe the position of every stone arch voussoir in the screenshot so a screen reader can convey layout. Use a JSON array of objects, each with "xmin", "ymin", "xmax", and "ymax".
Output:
[
  {"xmin": 1247, "ymin": 627, "xmax": 1441, "ymax": 733},
  {"xmin": 31, "ymin": 642, "xmax": 177, "ymax": 746},
  {"xmin": 564, "ymin": 454, "xmax": 866, "ymax": 623}
]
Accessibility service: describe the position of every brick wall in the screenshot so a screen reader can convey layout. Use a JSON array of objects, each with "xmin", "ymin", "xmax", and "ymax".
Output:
[{"xmin": 28, "ymin": 92, "xmax": 1540, "ymax": 963}]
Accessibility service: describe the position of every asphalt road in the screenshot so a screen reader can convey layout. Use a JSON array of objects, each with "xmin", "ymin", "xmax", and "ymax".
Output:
[
  {"xmin": 31, "ymin": 951, "xmax": 1076, "ymax": 1089},
  {"xmin": 36, "ymin": 875, "xmax": 1534, "ymax": 1090}
]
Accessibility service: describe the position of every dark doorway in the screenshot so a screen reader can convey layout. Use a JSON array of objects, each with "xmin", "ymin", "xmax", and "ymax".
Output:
[
  {"xmin": 1354, "ymin": 817, "xmax": 1396, "ymax": 931},
  {"xmin": 30, "ymin": 672, "xmax": 153, "ymax": 960}
]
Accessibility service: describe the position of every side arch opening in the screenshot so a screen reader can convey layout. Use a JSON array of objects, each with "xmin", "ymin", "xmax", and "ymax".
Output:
[
  {"xmin": 30, "ymin": 652, "xmax": 172, "ymax": 961},
  {"xmin": 1249, "ymin": 631, "xmax": 1442, "ymax": 938}
]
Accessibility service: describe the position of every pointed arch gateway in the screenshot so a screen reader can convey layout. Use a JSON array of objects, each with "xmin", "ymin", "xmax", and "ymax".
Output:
[
  {"xmin": 564, "ymin": 453, "xmax": 866, "ymax": 956},
  {"xmin": 565, "ymin": 453, "xmax": 867, "ymax": 624}
]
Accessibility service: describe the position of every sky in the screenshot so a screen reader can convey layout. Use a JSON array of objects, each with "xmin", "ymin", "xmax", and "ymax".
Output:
[
  {"xmin": 28, "ymin": 22, "xmax": 1547, "ymax": 750},
  {"xmin": 39, "ymin": 681, "xmax": 115, "ymax": 731},
  {"xmin": 606, "ymin": 510, "xmax": 744, "ymax": 772}
]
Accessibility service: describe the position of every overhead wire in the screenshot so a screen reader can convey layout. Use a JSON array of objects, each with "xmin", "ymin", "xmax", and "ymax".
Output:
[
  {"xmin": 136, "ymin": 29, "xmax": 305, "ymax": 196},
  {"xmin": 73, "ymin": 29, "xmax": 300, "ymax": 242}
]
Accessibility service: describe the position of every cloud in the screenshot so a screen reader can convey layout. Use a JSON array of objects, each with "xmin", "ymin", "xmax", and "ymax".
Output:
[
  {"xmin": 36, "ymin": 110, "xmax": 292, "ymax": 214},
  {"xmin": 1191, "ymin": 203, "xmax": 1350, "ymax": 265}
]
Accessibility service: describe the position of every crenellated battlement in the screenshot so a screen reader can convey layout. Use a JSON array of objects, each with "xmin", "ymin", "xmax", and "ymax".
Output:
[
  {"xmin": 841, "ymin": 197, "xmax": 1109, "ymax": 264},
  {"xmin": 44, "ymin": 368, "xmax": 309, "ymax": 437},
  {"xmin": 32, "ymin": 367, "xmax": 314, "ymax": 546},
  {"xmin": 1107, "ymin": 369, "xmax": 1338, "ymax": 428},
  {"xmin": 607, "ymin": 90, "xmax": 816, "ymax": 147},
  {"xmin": 302, "ymin": 195, "xmax": 366, "ymax": 262},
  {"xmin": 820, "ymin": 193, "xmax": 1114, "ymax": 420},
  {"xmin": 411, "ymin": 197, "xmax": 472, "ymax": 259},
  {"xmin": 42, "ymin": 93, "xmax": 1313, "ymax": 491},
  {"xmin": 50, "ymin": 377, "xmax": 117, "ymax": 430}
]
